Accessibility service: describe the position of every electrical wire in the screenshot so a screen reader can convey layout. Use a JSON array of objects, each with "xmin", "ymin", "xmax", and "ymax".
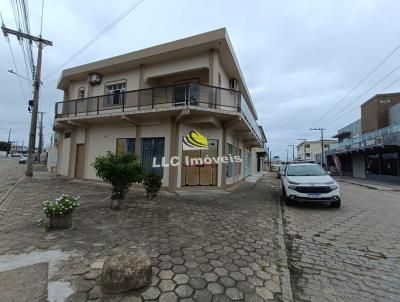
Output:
[
  {"xmin": 322, "ymin": 63, "xmax": 400, "ymax": 126},
  {"xmin": 43, "ymin": 0, "xmax": 144, "ymax": 81},
  {"xmin": 311, "ymin": 43, "xmax": 400, "ymax": 127},
  {"xmin": 39, "ymin": 0, "xmax": 44, "ymax": 36}
]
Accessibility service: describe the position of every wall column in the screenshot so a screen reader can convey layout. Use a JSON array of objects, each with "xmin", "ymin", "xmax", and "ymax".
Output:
[
  {"xmin": 221, "ymin": 127, "xmax": 227, "ymax": 187},
  {"xmin": 135, "ymin": 125, "xmax": 142, "ymax": 161},
  {"xmin": 169, "ymin": 118, "xmax": 179, "ymax": 192}
]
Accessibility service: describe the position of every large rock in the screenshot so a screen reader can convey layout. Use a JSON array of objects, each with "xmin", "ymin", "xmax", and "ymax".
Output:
[{"xmin": 101, "ymin": 255, "xmax": 152, "ymax": 293}]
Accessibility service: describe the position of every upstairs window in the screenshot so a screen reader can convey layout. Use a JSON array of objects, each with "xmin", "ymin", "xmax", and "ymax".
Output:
[
  {"xmin": 106, "ymin": 82, "xmax": 126, "ymax": 106},
  {"xmin": 78, "ymin": 87, "xmax": 85, "ymax": 99}
]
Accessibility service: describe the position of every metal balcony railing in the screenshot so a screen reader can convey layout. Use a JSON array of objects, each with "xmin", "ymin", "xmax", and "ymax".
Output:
[{"xmin": 54, "ymin": 83, "xmax": 263, "ymax": 144}]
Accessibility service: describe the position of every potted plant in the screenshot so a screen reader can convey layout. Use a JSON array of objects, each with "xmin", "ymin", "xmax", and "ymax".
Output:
[
  {"xmin": 42, "ymin": 194, "xmax": 80, "ymax": 230},
  {"xmin": 143, "ymin": 173, "xmax": 162, "ymax": 200},
  {"xmin": 92, "ymin": 151, "xmax": 144, "ymax": 210}
]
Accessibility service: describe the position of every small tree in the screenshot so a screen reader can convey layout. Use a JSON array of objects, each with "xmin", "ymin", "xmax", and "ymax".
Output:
[{"xmin": 92, "ymin": 152, "xmax": 144, "ymax": 209}]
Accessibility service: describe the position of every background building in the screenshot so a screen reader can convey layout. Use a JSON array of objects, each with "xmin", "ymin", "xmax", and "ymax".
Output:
[
  {"xmin": 326, "ymin": 93, "xmax": 400, "ymax": 182},
  {"xmin": 296, "ymin": 139, "xmax": 337, "ymax": 162}
]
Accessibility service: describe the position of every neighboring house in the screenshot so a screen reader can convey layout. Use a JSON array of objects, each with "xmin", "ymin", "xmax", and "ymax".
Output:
[
  {"xmin": 53, "ymin": 28, "xmax": 265, "ymax": 191},
  {"xmin": 296, "ymin": 140, "xmax": 337, "ymax": 161}
]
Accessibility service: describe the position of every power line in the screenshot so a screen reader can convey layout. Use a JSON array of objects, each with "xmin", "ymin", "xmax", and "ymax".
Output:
[
  {"xmin": 324, "ymin": 74, "xmax": 400, "ymax": 127},
  {"xmin": 311, "ymin": 43, "xmax": 400, "ymax": 127},
  {"xmin": 43, "ymin": 0, "xmax": 144, "ymax": 81},
  {"xmin": 322, "ymin": 62, "xmax": 400, "ymax": 125}
]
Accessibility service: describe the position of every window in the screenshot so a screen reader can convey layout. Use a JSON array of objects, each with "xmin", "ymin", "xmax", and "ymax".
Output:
[
  {"xmin": 366, "ymin": 154, "xmax": 380, "ymax": 174},
  {"xmin": 116, "ymin": 138, "xmax": 135, "ymax": 155},
  {"xmin": 226, "ymin": 143, "xmax": 233, "ymax": 178},
  {"xmin": 78, "ymin": 87, "xmax": 85, "ymax": 99},
  {"xmin": 64, "ymin": 132, "xmax": 71, "ymax": 139},
  {"xmin": 106, "ymin": 82, "xmax": 126, "ymax": 106},
  {"xmin": 381, "ymin": 153, "xmax": 398, "ymax": 176},
  {"xmin": 305, "ymin": 144, "xmax": 310, "ymax": 148},
  {"xmin": 306, "ymin": 153, "xmax": 311, "ymax": 158}
]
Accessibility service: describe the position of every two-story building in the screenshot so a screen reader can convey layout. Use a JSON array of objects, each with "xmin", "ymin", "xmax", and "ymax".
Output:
[
  {"xmin": 53, "ymin": 28, "xmax": 266, "ymax": 191},
  {"xmin": 326, "ymin": 93, "xmax": 400, "ymax": 182}
]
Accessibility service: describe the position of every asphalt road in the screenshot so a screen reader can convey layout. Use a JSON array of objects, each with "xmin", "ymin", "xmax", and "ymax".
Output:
[{"xmin": 282, "ymin": 180, "xmax": 400, "ymax": 301}]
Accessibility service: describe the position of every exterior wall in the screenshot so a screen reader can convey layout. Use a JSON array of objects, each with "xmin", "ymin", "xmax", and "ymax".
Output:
[
  {"xmin": 337, "ymin": 119, "xmax": 362, "ymax": 141},
  {"xmin": 58, "ymin": 131, "xmax": 71, "ymax": 176},
  {"xmin": 352, "ymin": 154, "xmax": 366, "ymax": 179},
  {"xmin": 389, "ymin": 103, "xmax": 400, "ymax": 126},
  {"xmin": 297, "ymin": 140, "xmax": 337, "ymax": 161},
  {"xmin": 85, "ymin": 124, "xmax": 137, "ymax": 179},
  {"xmin": 225, "ymin": 130, "xmax": 244, "ymax": 185},
  {"xmin": 361, "ymin": 94, "xmax": 400, "ymax": 133}
]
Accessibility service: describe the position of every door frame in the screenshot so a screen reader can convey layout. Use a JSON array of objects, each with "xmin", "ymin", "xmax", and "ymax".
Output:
[{"xmin": 74, "ymin": 143, "xmax": 85, "ymax": 178}]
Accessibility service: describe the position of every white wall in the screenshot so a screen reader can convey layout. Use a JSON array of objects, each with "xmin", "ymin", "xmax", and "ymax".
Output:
[{"xmin": 85, "ymin": 124, "xmax": 137, "ymax": 179}]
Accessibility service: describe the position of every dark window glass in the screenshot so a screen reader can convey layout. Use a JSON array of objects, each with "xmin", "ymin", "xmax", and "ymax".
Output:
[
  {"xmin": 64, "ymin": 132, "xmax": 71, "ymax": 139},
  {"xmin": 287, "ymin": 164, "xmax": 326, "ymax": 176},
  {"xmin": 226, "ymin": 143, "xmax": 233, "ymax": 177},
  {"xmin": 116, "ymin": 138, "xmax": 135, "ymax": 155},
  {"xmin": 106, "ymin": 83, "xmax": 126, "ymax": 105},
  {"xmin": 381, "ymin": 153, "xmax": 398, "ymax": 176},
  {"xmin": 305, "ymin": 144, "xmax": 310, "ymax": 148},
  {"xmin": 366, "ymin": 154, "xmax": 380, "ymax": 174}
]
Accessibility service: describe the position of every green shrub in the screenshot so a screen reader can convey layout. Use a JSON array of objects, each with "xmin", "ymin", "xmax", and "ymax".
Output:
[
  {"xmin": 42, "ymin": 194, "xmax": 80, "ymax": 218},
  {"xmin": 143, "ymin": 173, "xmax": 162, "ymax": 194},
  {"xmin": 92, "ymin": 151, "xmax": 144, "ymax": 200}
]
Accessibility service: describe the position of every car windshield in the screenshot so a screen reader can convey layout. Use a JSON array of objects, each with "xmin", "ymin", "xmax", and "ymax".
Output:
[{"xmin": 287, "ymin": 164, "xmax": 326, "ymax": 176}]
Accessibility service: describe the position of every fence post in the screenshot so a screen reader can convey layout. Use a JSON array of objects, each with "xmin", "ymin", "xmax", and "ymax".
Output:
[
  {"xmin": 75, "ymin": 100, "xmax": 77, "ymax": 117},
  {"xmin": 122, "ymin": 94, "xmax": 125, "ymax": 112},
  {"xmin": 97, "ymin": 97, "xmax": 99, "ymax": 115}
]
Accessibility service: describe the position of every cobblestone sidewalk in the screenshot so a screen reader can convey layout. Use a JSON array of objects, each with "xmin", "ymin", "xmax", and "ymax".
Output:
[{"xmin": 0, "ymin": 175, "xmax": 286, "ymax": 302}]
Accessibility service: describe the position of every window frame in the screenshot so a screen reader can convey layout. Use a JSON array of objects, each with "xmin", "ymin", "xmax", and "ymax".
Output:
[
  {"xmin": 105, "ymin": 81, "xmax": 127, "ymax": 106},
  {"xmin": 116, "ymin": 138, "xmax": 135, "ymax": 155}
]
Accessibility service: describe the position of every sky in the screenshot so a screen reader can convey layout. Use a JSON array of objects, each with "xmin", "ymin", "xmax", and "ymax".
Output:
[{"xmin": 1, "ymin": 0, "xmax": 400, "ymax": 159}]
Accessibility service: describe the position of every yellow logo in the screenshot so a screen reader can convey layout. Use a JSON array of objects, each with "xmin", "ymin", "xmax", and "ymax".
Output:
[{"xmin": 183, "ymin": 130, "xmax": 208, "ymax": 150}]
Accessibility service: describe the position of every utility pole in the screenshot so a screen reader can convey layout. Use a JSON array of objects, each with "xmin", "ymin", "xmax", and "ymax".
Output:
[
  {"xmin": 310, "ymin": 127, "xmax": 326, "ymax": 168},
  {"xmin": 286, "ymin": 149, "xmax": 289, "ymax": 163},
  {"xmin": 288, "ymin": 144, "xmax": 295, "ymax": 161},
  {"xmin": 38, "ymin": 111, "xmax": 45, "ymax": 163},
  {"xmin": 6, "ymin": 128, "xmax": 11, "ymax": 157},
  {"xmin": 1, "ymin": 26, "xmax": 53, "ymax": 176}
]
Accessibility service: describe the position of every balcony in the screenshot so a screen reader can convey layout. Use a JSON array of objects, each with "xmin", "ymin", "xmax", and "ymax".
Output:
[{"xmin": 54, "ymin": 83, "xmax": 263, "ymax": 144}]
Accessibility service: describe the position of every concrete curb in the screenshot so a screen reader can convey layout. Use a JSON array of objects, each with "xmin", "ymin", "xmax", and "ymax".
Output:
[
  {"xmin": 274, "ymin": 178, "xmax": 294, "ymax": 302},
  {"xmin": 0, "ymin": 176, "xmax": 25, "ymax": 207}
]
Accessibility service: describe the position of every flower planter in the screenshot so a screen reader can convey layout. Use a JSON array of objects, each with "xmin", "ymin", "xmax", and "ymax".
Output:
[{"xmin": 49, "ymin": 214, "xmax": 72, "ymax": 230}]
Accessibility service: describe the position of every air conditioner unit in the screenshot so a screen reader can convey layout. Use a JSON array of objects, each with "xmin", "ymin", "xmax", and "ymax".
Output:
[
  {"xmin": 88, "ymin": 73, "xmax": 101, "ymax": 85},
  {"xmin": 229, "ymin": 79, "xmax": 238, "ymax": 90}
]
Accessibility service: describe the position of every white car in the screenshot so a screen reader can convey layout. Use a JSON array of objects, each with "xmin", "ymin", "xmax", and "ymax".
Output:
[{"xmin": 281, "ymin": 163, "xmax": 341, "ymax": 208}]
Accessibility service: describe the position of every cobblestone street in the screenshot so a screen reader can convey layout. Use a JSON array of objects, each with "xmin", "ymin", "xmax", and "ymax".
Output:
[
  {"xmin": 282, "ymin": 180, "xmax": 400, "ymax": 302},
  {"xmin": 0, "ymin": 167, "xmax": 286, "ymax": 301},
  {"xmin": 0, "ymin": 157, "xmax": 25, "ymax": 198}
]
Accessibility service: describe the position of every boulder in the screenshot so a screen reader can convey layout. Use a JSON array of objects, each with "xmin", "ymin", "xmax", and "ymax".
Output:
[{"xmin": 101, "ymin": 255, "xmax": 152, "ymax": 293}]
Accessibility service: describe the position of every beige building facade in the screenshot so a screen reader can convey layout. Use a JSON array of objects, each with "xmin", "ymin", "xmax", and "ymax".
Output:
[
  {"xmin": 53, "ymin": 28, "xmax": 265, "ymax": 191},
  {"xmin": 296, "ymin": 140, "xmax": 337, "ymax": 162}
]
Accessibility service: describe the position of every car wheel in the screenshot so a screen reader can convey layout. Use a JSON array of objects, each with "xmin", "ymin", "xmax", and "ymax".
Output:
[
  {"xmin": 281, "ymin": 187, "xmax": 292, "ymax": 204},
  {"xmin": 330, "ymin": 199, "xmax": 341, "ymax": 208}
]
